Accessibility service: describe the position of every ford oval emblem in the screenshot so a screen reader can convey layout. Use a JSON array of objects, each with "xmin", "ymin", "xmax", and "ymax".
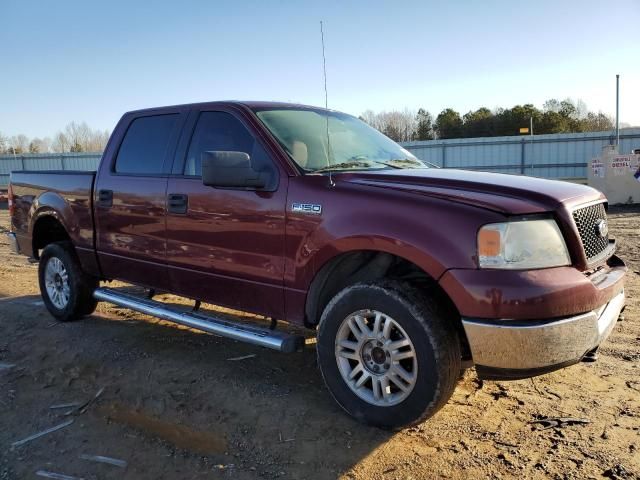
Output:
[{"xmin": 596, "ymin": 219, "xmax": 608, "ymax": 238}]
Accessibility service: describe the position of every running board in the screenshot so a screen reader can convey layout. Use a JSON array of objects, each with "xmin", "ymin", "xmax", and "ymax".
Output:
[{"xmin": 93, "ymin": 287, "xmax": 304, "ymax": 353}]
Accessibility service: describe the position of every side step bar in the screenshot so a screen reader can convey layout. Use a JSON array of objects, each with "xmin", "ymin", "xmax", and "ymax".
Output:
[{"xmin": 93, "ymin": 287, "xmax": 304, "ymax": 353}]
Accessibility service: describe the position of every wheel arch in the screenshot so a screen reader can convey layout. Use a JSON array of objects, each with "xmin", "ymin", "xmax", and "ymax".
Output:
[
  {"xmin": 304, "ymin": 248, "xmax": 449, "ymax": 322},
  {"xmin": 31, "ymin": 212, "xmax": 71, "ymax": 259},
  {"xmin": 303, "ymin": 246, "xmax": 471, "ymax": 361}
]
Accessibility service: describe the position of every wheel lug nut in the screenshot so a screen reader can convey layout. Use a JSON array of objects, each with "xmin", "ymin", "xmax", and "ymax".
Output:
[
  {"xmin": 384, "ymin": 363, "xmax": 389, "ymax": 369},
  {"xmin": 364, "ymin": 354, "xmax": 371, "ymax": 361},
  {"xmin": 373, "ymin": 365, "xmax": 379, "ymax": 372}
]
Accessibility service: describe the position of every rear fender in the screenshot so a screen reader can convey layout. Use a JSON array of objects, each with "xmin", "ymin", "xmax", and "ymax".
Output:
[{"xmin": 30, "ymin": 192, "xmax": 76, "ymax": 241}]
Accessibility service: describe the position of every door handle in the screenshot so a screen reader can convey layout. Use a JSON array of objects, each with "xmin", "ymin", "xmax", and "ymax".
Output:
[
  {"xmin": 168, "ymin": 193, "xmax": 188, "ymax": 214},
  {"xmin": 98, "ymin": 189, "xmax": 113, "ymax": 207}
]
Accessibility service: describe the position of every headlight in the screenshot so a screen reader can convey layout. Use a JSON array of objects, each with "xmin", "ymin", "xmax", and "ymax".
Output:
[{"xmin": 478, "ymin": 219, "xmax": 570, "ymax": 269}]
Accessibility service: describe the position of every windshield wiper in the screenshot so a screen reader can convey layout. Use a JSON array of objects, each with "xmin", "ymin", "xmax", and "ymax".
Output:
[
  {"xmin": 369, "ymin": 160, "xmax": 405, "ymax": 169},
  {"xmin": 386, "ymin": 158, "xmax": 432, "ymax": 167},
  {"xmin": 313, "ymin": 160, "xmax": 374, "ymax": 173},
  {"xmin": 346, "ymin": 155, "xmax": 406, "ymax": 169},
  {"xmin": 312, "ymin": 158, "xmax": 431, "ymax": 173},
  {"xmin": 383, "ymin": 158, "xmax": 441, "ymax": 169}
]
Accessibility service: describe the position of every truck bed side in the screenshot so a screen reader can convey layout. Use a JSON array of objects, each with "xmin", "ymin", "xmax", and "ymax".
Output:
[{"xmin": 10, "ymin": 170, "xmax": 98, "ymax": 275}]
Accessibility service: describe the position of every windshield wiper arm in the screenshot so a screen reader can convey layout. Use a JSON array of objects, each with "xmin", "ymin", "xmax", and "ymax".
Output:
[
  {"xmin": 313, "ymin": 160, "xmax": 373, "ymax": 173},
  {"xmin": 386, "ymin": 158, "xmax": 440, "ymax": 169},
  {"xmin": 369, "ymin": 160, "xmax": 405, "ymax": 169}
]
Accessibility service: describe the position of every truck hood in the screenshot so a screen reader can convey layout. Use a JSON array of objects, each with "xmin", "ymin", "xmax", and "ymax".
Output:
[{"xmin": 342, "ymin": 168, "xmax": 604, "ymax": 215}]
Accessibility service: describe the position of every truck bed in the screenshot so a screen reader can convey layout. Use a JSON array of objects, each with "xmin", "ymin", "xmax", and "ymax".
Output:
[{"xmin": 10, "ymin": 170, "xmax": 96, "ymax": 259}]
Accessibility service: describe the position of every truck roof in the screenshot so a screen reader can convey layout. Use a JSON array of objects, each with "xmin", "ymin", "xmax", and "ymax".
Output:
[{"xmin": 124, "ymin": 100, "xmax": 331, "ymax": 116}]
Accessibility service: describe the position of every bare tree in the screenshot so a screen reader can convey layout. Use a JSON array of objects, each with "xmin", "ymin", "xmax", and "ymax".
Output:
[
  {"xmin": 63, "ymin": 121, "xmax": 91, "ymax": 152},
  {"xmin": 1, "ymin": 122, "xmax": 110, "ymax": 155},
  {"xmin": 359, "ymin": 109, "xmax": 418, "ymax": 142},
  {"xmin": 583, "ymin": 112, "xmax": 614, "ymax": 131},
  {"xmin": 574, "ymin": 99, "xmax": 589, "ymax": 120},
  {"xmin": 85, "ymin": 128, "xmax": 110, "ymax": 152},
  {"xmin": 52, "ymin": 132, "xmax": 70, "ymax": 153},
  {"xmin": 41, "ymin": 137, "xmax": 52, "ymax": 152},
  {"xmin": 29, "ymin": 137, "xmax": 52, "ymax": 153},
  {"xmin": 6, "ymin": 134, "xmax": 30, "ymax": 154},
  {"xmin": 50, "ymin": 122, "xmax": 110, "ymax": 152}
]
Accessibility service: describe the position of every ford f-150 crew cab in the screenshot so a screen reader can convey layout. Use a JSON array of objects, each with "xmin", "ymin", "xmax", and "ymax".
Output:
[{"xmin": 7, "ymin": 101, "xmax": 627, "ymax": 429}]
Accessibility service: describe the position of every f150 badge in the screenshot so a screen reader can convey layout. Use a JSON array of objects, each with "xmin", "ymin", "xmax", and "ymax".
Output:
[{"xmin": 292, "ymin": 203, "xmax": 322, "ymax": 215}]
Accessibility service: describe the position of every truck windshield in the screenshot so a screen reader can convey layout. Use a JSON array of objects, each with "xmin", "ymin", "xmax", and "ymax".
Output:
[{"xmin": 254, "ymin": 108, "xmax": 428, "ymax": 173}]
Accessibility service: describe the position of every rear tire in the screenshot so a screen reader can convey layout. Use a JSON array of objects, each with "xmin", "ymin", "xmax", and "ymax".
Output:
[
  {"xmin": 317, "ymin": 281, "xmax": 460, "ymax": 430},
  {"xmin": 38, "ymin": 241, "xmax": 98, "ymax": 322}
]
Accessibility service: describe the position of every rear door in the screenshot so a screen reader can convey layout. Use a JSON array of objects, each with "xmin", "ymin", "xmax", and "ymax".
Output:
[
  {"xmin": 165, "ymin": 107, "xmax": 288, "ymax": 318},
  {"xmin": 94, "ymin": 109, "xmax": 187, "ymax": 289}
]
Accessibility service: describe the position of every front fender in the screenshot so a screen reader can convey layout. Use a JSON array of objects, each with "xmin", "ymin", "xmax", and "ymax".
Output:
[
  {"xmin": 308, "ymin": 234, "xmax": 446, "ymax": 284},
  {"xmin": 282, "ymin": 175, "xmax": 508, "ymax": 324},
  {"xmin": 287, "ymin": 201, "xmax": 504, "ymax": 291}
]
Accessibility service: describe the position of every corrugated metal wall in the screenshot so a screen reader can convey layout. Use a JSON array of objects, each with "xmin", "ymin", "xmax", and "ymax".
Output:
[
  {"xmin": 401, "ymin": 128, "xmax": 640, "ymax": 180},
  {"xmin": 0, "ymin": 152, "xmax": 101, "ymax": 188},
  {"xmin": 1, "ymin": 128, "xmax": 640, "ymax": 188}
]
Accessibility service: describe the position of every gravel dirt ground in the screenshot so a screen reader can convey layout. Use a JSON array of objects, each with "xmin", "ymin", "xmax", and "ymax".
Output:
[{"xmin": 0, "ymin": 204, "xmax": 638, "ymax": 480}]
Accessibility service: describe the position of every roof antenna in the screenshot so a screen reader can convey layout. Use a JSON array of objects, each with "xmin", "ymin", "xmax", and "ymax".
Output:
[{"xmin": 320, "ymin": 20, "xmax": 335, "ymax": 187}]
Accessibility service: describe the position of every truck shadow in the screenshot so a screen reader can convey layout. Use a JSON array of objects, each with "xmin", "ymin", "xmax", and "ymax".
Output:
[
  {"xmin": 0, "ymin": 293, "xmax": 42, "ymax": 304},
  {"xmin": 1, "ymin": 294, "xmax": 394, "ymax": 479}
]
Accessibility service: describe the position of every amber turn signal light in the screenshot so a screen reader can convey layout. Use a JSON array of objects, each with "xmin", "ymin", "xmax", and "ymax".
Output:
[{"xmin": 478, "ymin": 228, "xmax": 501, "ymax": 257}]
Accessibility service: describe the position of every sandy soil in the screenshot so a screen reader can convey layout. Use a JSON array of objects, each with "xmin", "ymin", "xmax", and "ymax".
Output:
[{"xmin": 0, "ymin": 204, "xmax": 638, "ymax": 480}]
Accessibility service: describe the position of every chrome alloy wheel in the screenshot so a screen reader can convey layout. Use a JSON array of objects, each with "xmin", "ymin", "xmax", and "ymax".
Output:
[
  {"xmin": 334, "ymin": 309, "xmax": 418, "ymax": 406},
  {"xmin": 44, "ymin": 257, "xmax": 70, "ymax": 309}
]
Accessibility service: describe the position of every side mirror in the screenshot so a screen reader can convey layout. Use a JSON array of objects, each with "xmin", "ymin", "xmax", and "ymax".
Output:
[{"xmin": 201, "ymin": 151, "xmax": 267, "ymax": 189}]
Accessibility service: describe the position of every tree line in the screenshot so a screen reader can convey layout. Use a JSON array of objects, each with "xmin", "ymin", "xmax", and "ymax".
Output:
[
  {"xmin": 360, "ymin": 99, "xmax": 617, "ymax": 142},
  {"xmin": 0, "ymin": 99, "xmax": 619, "ymax": 154},
  {"xmin": 0, "ymin": 121, "xmax": 110, "ymax": 155}
]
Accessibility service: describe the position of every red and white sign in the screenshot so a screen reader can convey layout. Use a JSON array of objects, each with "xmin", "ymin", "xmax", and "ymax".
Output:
[
  {"xmin": 591, "ymin": 159, "xmax": 604, "ymax": 178},
  {"xmin": 610, "ymin": 155, "xmax": 637, "ymax": 176}
]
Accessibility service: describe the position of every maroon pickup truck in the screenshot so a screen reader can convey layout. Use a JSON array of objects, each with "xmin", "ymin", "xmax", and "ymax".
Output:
[{"xmin": 7, "ymin": 101, "xmax": 626, "ymax": 429}]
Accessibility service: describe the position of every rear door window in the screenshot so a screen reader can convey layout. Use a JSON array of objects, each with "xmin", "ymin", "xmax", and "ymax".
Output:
[{"xmin": 115, "ymin": 114, "xmax": 179, "ymax": 174}]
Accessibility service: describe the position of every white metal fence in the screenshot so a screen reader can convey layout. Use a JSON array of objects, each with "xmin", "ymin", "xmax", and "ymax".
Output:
[
  {"xmin": 1, "ymin": 128, "xmax": 640, "ymax": 189},
  {"xmin": 0, "ymin": 152, "xmax": 101, "ymax": 189},
  {"xmin": 401, "ymin": 128, "xmax": 640, "ymax": 181}
]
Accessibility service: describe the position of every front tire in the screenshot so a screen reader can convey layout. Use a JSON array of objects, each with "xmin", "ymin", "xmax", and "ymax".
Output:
[
  {"xmin": 38, "ymin": 241, "xmax": 98, "ymax": 322},
  {"xmin": 317, "ymin": 281, "xmax": 460, "ymax": 430}
]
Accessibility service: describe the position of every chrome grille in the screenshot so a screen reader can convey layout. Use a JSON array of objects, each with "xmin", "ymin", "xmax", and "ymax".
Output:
[{"xmin": 572, "ymin": 202, "xmax": 610, "ymax": 262}]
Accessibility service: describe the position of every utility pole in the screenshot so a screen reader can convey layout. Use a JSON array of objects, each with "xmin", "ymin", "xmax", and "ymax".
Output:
[
  {"xmin": 615, "ymin": 74, "xmax": 620, "ymax": 147},
  {"xmin": 530, "ymin": 116, "xmax": 534, "ymax": 175},
  {"xmin": 530, "ymin": 116, "xmax": 533, "ymax": 137}
]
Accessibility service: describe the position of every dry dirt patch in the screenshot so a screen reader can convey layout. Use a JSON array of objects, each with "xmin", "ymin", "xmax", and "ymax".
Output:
[{"xmin": 0, "ymin": 204, "xmax": 638, "ymax": 479}]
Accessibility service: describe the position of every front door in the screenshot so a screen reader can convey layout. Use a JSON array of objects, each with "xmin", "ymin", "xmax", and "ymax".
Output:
[{"xmin": 165, "ymin": 110, "xmax": 287, "ymax": 318}]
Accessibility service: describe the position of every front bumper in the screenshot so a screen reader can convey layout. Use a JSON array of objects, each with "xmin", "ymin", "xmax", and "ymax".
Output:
[
  {"xmin": 6, "ymin": 232, "xmax": 20, "ymax": 254},
  {"xmin": 462, "ymin": 289, "xmax": 625, "ymax": 380},
  {"xmin": 440, "ymin": 255, "xmax": 627, "ymax": 320}
]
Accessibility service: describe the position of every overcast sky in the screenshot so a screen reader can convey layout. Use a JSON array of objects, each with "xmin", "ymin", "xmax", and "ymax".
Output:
[{"xmin": 1, "ymin": 0, "xmax": 639, "ymax": 138}]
